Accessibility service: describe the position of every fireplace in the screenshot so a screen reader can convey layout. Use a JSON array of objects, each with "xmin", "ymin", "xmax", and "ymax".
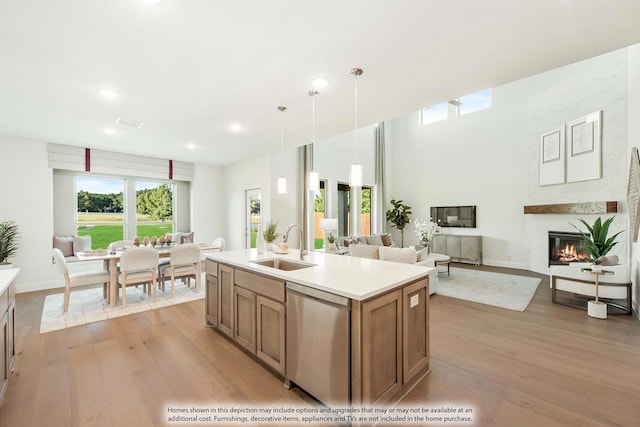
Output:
[{"xmin": 548, "ymin": 231, "xmax": 590, "ymax": 266}]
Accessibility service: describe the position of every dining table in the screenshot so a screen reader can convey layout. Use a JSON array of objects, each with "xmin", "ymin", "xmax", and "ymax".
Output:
[{"xmin": 75, "ymin": 243, "xmax": 215, "ymax": 307}]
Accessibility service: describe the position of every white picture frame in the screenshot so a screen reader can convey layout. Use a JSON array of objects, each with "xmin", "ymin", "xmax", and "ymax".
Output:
[
  {"xmin": 566, "ymin": 111, "xmax": 602, "ymax": 182},
  {"xmin": 539, "ymin": 127, "xmax": 565, "ymax": 186}
]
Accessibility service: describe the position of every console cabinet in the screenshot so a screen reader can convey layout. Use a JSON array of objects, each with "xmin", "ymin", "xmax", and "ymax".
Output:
[{"xmin": 430, "ymin": 234, "xmax": 482, "ymax": 265}]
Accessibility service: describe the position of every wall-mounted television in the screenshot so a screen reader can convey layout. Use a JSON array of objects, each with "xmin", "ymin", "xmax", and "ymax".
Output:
[{"xmin": 430, "ymin": 205, "xmax": 476, "ymax": 228}]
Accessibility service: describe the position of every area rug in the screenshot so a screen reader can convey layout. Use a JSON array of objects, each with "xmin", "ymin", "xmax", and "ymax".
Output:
[
  {"xmin": 436, "ymin": 267, "xmax": 541, "ymax": 312},
  {"xmin": 40, "ymin": 279, "xmax": 205, "ymax": 334}
]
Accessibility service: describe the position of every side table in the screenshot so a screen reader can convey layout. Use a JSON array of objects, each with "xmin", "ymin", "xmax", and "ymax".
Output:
[{"xmin": 581, "ymin": 268, "xmax": 614, "ymax": 319}]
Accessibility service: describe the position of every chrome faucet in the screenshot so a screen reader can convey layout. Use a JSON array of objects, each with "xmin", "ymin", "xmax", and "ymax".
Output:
[{"xmin": 283, "ymin": 223, "xmax": 307, "ymax": 260}]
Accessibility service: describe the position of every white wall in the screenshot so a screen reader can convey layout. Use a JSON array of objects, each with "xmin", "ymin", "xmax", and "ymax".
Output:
[
  {"xmin": 191, "ymin": 163, "xmax": 226, "ymax": 246},
  {"xmin": 628, "ymin": 44, "xmax": 640, "ymax": 319},
  {"xmin": 0, "ymin": 136, "xmax": 55, "ymax": 291},
  {"xmin": 386, "ymin": 48, "xmax": 629, "ymax": 272}
]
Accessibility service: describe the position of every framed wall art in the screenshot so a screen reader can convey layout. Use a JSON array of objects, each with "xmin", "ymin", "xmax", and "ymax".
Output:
[
  {"xmin": 566, "ymin": 110, "xmax": 602, "ymax": 183},
  {"xmin": 539, "ymin": 127, "xmax": 565, "ymax": 186}
]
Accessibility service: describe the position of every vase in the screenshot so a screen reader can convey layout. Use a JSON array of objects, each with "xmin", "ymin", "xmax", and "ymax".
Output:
[
  {"xmin": 256, "ymin": 225, "xmax": 266, "ymax": 254},
  {"xmin": 266, "ymin": 242, "xmax": 273, "ymax": 251}
]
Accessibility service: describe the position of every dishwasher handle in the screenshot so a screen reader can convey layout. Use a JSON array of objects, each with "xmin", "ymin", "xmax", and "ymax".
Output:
[{"xmin": 286, "ymin": 282, "xmax": 350, "ymax": 309}]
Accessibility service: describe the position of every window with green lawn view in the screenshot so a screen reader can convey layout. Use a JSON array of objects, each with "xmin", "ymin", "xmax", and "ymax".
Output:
[{"xmin": 76, "ymin": 176, "xmax": 175, "ymax": 249}]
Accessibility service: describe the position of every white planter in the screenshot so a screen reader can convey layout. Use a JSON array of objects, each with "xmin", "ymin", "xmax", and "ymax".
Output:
[{"xmin": 588, "ymin": 300, "xmax": 607, "ymax": 319}]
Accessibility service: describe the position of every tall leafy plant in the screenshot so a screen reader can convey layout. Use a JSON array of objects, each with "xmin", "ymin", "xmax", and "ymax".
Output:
[
  {"xmin": 0, "ymin": 221, "xmax": 19, "ymax": 265},
  {"xmin": 571, "ymin": 216, "xmax": 622, "ymax": 264},
  {"xmin": 386, "ymin": 199, "xmax": 412, "ymax": 247}
]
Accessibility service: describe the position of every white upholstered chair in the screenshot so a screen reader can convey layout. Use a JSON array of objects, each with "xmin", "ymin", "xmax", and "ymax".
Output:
[
  {"xmin": 108, "ymin": 240, "xmax": 134, "ymax": 251},
  {"xmin": 118, "ymin": 247, "xmax": 158, "ymax": 308},
  {"xmin": 159, "ymin": 243, "xmax": 202, "ymax": 298},
  {"xmin": 52, "ymin": 248, "xmax": 110, "ymax": 313},
  {"xmin": 211, "ymin": 237, "xmax": 225, "ymax": 251}
]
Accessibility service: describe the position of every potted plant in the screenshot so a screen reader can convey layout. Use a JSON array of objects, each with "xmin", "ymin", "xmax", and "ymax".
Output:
[
  {"xmin": 0, "ymin": 221, "xmax": 19, "ymax": 268},
  {"xmin": 571, "ymin": 216, "xmax": 623, "ymax": 319},
  {"xmin": 572, "ymin": 216, "xmax": 622, "ymax": 270},
  {"xmin": 386, "ymin": 199, "xmax": 412, "ymax": 247},
  {"xmin": 326, "ymin": 232, "xmax": 336, "ymax": 251},
  {"xmin": 263, "ymin": 220, "xmax": 279, "ymax": 250},
  {"xmin": 414, "ymin": 218, "xmax": 437, "ymax": 249}
]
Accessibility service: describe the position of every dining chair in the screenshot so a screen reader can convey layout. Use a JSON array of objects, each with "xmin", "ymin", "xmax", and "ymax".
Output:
[
  {"xmin": 108, "ymin": 240, "xmax": 134, "ymax": 251},
  {"xmin": 159, "ymin": 243, "xmax": 202, "ymax": 298},
  {"xmin": 52, "ymin": 248, "xmax": 110, "ymax": 313},
  {"xmin": 211, "ymin": 237, "xmax": 225, "ymax": 251},
  {"xmin": 118, "ymin": 246, "xmax": 159, "ymax": 308}
]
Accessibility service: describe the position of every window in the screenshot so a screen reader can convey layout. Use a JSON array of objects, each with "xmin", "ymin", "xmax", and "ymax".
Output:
[
  {"xmin": 313, "ymin": 181, "xmax": 326, "ymax": 249},
  {"xmin": 361, "ymin": 186, "xmax": 372, "ymax": 236},
  {"xmin": 420, "ymin": 102, "xmax": 448, "ymax": 125},
  {"xmin": 76, "ymin": 176, "xmax": 124, "ymax": 249},
  {"xmin": 75, "ymin": 175, "xmax": 176, "ymax": 249},
  {"xmin": 459, "ymin": 89, "xmax": 492, "ymax": 115},
  {"xmin": 136, "ymin": 181, "xmax": 174, "ymax": 241},
  {"xmin": 337, "ymin": 183, "xmax": 350, "ymax": 236},
  {"xmin": 420, "ymin": 88, "xmax": 492, "ymax": 126}
]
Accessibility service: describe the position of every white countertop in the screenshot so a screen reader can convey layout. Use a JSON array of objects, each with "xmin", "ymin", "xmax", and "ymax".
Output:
[
  {"xmin": 0, "ymin": 268, "xmax": 19, "ymax": 295},
  {"xmin": 205, "ymin": 249, "xmax": 432, "ymax": 301}
]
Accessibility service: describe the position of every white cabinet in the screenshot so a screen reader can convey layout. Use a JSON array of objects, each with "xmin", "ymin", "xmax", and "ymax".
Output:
[{"xmin": 430, "ymin": 234, "xmax": 482, "ymax": 265}]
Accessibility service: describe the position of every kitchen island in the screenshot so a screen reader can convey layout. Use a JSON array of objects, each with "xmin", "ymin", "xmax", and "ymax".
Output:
[{"xmin": 204, "ymin": 249, "xmax": 431, "ymax": 407}]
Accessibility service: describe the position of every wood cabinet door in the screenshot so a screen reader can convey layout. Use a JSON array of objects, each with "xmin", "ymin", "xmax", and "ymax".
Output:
[
  {"xmin": 205, "ymin": 274, "xmax": 218, "ymax": 327},
  {"xmin": 217, "ymin": 264, "xmax": 234, "ymax": 337},
  {"xmin": 362, "ymin": 289, "xmax": 402, "ymax": 405},
  {"xmin": 446, "ymin": 235, "xmax": 461, "ymax": 258},
  {"xmin": 233, "ymin": 286, "xmax": 256, "ymax": 354},
  {"xmin": 402, "ymin": 279, "xmax": 429, "ymax": 384},
  {"xmin": 256, "ymin": 296, "xmax": 285, "ymax": 374},
  {"xmin": 431, "ymin": 235, "xmax": 447, "ymax": 254}
]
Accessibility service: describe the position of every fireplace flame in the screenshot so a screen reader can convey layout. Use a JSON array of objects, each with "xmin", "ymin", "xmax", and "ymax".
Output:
[{"xmin": 558, "ymin": 243, "xmax": 588, "ymax": 263}]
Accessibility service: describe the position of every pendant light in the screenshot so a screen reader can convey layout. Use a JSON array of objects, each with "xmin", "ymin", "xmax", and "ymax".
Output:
[
  {"xmin": 308, "ymin": 90, "xmax": 320, "ymax": 192},
  {"xmin": 349, "ymin": 67, "xmax": 363, "ymax": 187},
  {"xmin": 277, "ymin": 106, "xmax": 287, "ymax": 194}
]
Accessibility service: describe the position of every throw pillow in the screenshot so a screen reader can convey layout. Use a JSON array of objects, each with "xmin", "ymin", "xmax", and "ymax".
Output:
[
  {"xmin": 349, "ymin": 244, "xmax": 379, "ymax": 259},
  {"xmin": 340, "ymin": 237, "xmax": 351, "ymax": 247},
  {"xmin": 181, "ymin": 232, "xmax": 194, "ymax": 244},
  {"xmin": 73, "ymin": 235, "xmax": 92, "ymax": 255},
  {"xmin": 379, "ymin": 246, "xmax": 417, "ymax": 264},
  {"xmin": 53, "ymin": 236, "xmax": 74, "ymax": 257},
  {"xmin": 366, "ymin": 235, "xmax": 384, "ymax": 246},
  {"xmin": 380, "ymin": 233, "xmax": 393, "ymax": 246},
  {"xmin": 355, "ymin": 236, "xmax": 368, "ymax": 245},
  {"xmin": 416, "ymin": 247, "xmax": 429, "ymax": 262}
]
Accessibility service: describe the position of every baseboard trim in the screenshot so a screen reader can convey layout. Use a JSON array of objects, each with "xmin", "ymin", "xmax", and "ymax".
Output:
[{"xmin": 480, "ymin": 259, "xmax": 528, "ymax": 270}]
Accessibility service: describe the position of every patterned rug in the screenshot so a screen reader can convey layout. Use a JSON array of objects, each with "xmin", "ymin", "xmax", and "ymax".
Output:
[
  {"xmin": 40, "ymin": 278, "xmax": 204, "ymax": 334},
  {"xmin": 436, "ymin": 267, "xmax": 541, "ymax": 312}
]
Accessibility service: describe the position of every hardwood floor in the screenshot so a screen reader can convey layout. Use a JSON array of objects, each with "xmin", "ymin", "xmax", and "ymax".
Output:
[{"xmin": 1, "ymin": 264, "xmax": 639, "ymax": 426}]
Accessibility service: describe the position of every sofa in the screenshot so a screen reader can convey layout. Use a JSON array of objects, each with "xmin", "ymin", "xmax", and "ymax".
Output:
[
  {"xmin": 549, "ymin": 263, "xmax": 632, "ymax": 314},
  {"xmin": 349, "ymin": 244, "xmax": 437, "ymax": 295},
  {"xmin": 335, "ymin": 233, "xmax": 395, "ymax": 249}
]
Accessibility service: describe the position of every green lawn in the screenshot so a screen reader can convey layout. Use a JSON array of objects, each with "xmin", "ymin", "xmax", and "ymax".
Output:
[{"xmin": 77, "ymin": 224, "xmax": 173, "ymax": 249}]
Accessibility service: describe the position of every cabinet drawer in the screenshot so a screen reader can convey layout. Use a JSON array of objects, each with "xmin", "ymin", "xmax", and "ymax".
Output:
[
  {"xmin": 205, "ymin": 260, "xmax": 218, "ymax": 276},
  {"xmin": 234, "ymin": 269, "xmax": 285, "ymax": 303}
]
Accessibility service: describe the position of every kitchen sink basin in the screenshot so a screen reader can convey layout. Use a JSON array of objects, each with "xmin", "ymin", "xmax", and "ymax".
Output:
[{"xmin": 250, "ymin": 258, "xmax": 316, "ymax": 271}]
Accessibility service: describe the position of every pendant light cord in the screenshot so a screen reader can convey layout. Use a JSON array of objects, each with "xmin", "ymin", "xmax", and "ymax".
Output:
[{"xmin": 278, "ymin": 106, "xmax": 286, "ymax": 175}]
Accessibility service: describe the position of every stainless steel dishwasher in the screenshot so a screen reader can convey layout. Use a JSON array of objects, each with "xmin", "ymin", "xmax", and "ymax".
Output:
[{"xmin": 286, "ymin": 282, "xmax": 351, "ymax": 406}]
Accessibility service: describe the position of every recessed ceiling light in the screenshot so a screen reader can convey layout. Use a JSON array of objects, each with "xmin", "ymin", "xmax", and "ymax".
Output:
[
  {"xmin": 97, "ymin": 88, "xmax": 118, "ymax": 99},
  {"xmin": 103, "ymin": 127, "xmax": 116, "ymax": 135},
  {"xmin": 313, "ymin": 78, "xmax": 328, "ymax": 88},
  {"xmin": 186, "ymin": 143, "xmax": 197, "ymax": 150},
  {"xmin": 230, "ymin": 123, "xmax": 242, "ymax": 131},
  {"xmin": 115, "ymin": 117, "xmax": 144, "ymax": 129}
]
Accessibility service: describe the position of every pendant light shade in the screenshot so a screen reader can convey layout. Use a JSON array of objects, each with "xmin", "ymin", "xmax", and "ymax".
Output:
[
  {"xmin": 308, "ymin": 90, "xmax": 320, "ymax": 192},
  {"xmin": 277, "ymin": 106, "xmax": 287, "ymax": 194},
  {"xmin": 349, "ymin": 67, "xmax": 363, "ymax": 188}
]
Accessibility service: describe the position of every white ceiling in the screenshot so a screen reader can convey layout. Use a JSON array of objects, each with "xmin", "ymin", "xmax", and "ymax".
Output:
[{"xmin": 2, "ymin": 0, "xmax": 640, "ymax": 166}]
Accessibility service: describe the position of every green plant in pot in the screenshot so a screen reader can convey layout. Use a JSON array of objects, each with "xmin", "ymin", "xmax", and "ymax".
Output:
[
  {"xmin": 263, "ymin": 220, "xmax": 279, "ymax": 249},
  {"xmin": 386, "ymin": 199, "xmax": 412, "ymax": 248},
  {"xmin": 0, "ymin": 221, "xmax": 19, "ymax": 266},
  {"xmin": 571, "ymin": 216, "xmax": 623, "ymax": 271}
]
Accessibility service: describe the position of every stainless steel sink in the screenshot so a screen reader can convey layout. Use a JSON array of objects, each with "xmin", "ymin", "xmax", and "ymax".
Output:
[{"xmin": 250, "ymin": 258, "xmax": 315, "ymax": 271}]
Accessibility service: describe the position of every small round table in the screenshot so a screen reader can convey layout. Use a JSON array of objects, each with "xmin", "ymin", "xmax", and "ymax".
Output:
[
  {"xmin": 581, "ymin": 268, "xmax": 614, "ymax": 319},
  {"xmin": 427, "ymin": 253, "xmax": 451, "ymax": 276}
]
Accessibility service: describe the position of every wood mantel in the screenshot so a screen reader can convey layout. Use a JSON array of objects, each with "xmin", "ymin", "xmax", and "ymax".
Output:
[{"xmin": 523, "ymin": 201, "xmax": 617, "ymax": 214}]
